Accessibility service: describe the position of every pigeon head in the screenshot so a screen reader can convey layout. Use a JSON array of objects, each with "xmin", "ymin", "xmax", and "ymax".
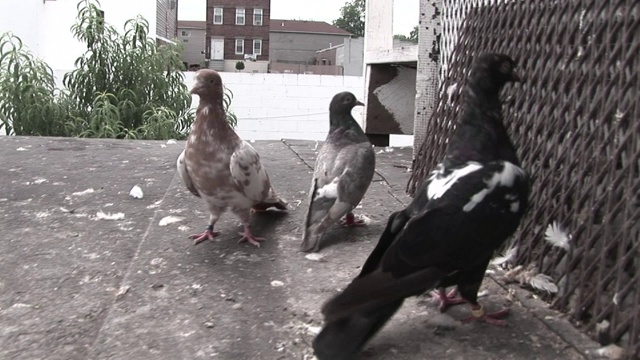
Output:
[
  {"xmin": 191, "ymin": 69, "xmax": 224, "ymax": 99},
  {"xmin": 329, "ymin": 91, "xmax": 364, "ymax": 114},
  {"xmin": 471, "ymin": 53, "xmax": 521, "ymax": 89}
]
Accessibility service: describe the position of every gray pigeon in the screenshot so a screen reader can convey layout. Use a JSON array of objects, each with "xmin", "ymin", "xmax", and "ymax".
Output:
[
  {"xmin": 177, "ymin": 69, "xmax": 287, "ymax": 247},
  {"xmin": 300, "ymin": 91, "xmax": 375, "ymax": 252}
]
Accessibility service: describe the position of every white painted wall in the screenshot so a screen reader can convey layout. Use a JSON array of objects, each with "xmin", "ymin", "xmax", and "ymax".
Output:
[
  {"xmin": 187, "ymin": 72, "xmax": 364, "ymax": 141},
  {"xmin": 198, "ymin": 72, "xmax": 413, "ymax": 146},
  {"xmin": 223, "ymin": 60, "xmax": 269, "ymax": 73},
  {"xmin": 48, "ymin": 70, "xmax": 413, "ymax": 146},
  {"xmin": 0, "ymin": 0, "xmax": 156, "ymax": 70}
]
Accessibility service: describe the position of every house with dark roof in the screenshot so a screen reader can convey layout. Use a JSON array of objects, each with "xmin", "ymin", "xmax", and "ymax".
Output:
[
  {"xmin": 178, "ymin": 20, "xmax": 207, "ymax": 69},
  {"xmin": 269, "ymin": 19, "xmax": 353, "ymax": 74},
  {"xmin": 204, "ymin": 0, "xmax": 271, "ymax": 73}
]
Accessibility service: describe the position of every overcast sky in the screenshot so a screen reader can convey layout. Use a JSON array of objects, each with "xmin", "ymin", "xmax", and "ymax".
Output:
[{"xmin": 178, "ymin": 0, "xmax": 419, "ymax": 36}]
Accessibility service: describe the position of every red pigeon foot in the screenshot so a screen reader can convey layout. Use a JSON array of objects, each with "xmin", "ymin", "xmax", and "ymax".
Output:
[
  {"xmin": 189, "ymin": 225, "xmax": 220, "ymax": 245},
  {"xmin": 462, "ymin": 306, "xmax": 509, "ymax": 326},
  {"xmin": 237, "ymin": 224, "xmax": 266, "ymax": 247},
  {"xmin": 431, "ymin": 288, "xmax": 466, "ymax": 312},
  {"xmin": 339, "ymin": 213, "xmax": 366, "ymax": 227}
]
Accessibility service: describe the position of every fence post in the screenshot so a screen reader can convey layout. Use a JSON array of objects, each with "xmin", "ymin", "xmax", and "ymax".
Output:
[{"xmin": 412, "ymin": 0, "xmax": 442, "ymax": 156}]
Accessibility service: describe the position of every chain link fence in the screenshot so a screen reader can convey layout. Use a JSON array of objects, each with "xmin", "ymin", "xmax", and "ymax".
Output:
[{"xmin": 409, "ymin": 0, "xmax": 639, "ymax": 357}]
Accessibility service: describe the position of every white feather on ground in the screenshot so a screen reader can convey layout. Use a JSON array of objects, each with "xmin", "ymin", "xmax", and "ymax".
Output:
[
  {"xmin": 502, "ymin": 265, "xmax": 559, "ymax": 294},
  {"xmin": 529, "ymin": 273, "xmax": 559, "ymax": 294},
  {"xmin": 491, "ymin": 245, "xmax": 518, "ymax": 266},
  {"xmin": 545, "ymin": 221, "xmax": 571, "ymax": 250},
  {"xmin": 158, "ymin": 215, "xmax": 185, "ymax": 226},
  {"xmin": 95, "ymin": 211, "xmax": 125, "ymax": 221},
  {"xmin": 595, "ymin": 344, "xmax": 625, "ymax": 359},
  {"xmin": 73, "ymin": 188, "xmax": 95, "ymax": 196},
  {"xmin": 129, "ymin": 185, "xmax": 144, "ymax": 199}
]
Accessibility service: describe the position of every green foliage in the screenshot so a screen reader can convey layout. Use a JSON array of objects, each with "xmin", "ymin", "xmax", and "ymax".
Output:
[
  {"xmin": 235, "ymin": 61, "xmax": 245, "ymax": 71},
  {"xmin": 223, "ymin": 87, "xmax": 238, "ymax": 128},
  {"xmin": 333, "ymin": 0, "xmax": 365, "ymax": 37},
  {"xmin": 0, "ymin": 33, "xmax": 67, "ymax": 136},
  {"xmin": 394, "ymin": 26, "xmax": 419, "ymax": 44},
  {"xmin": 409, "ymin": 25, "xmax": 419, "ymax": 42},
  {"xmin": 0, "ymin": 0, "xmax": 238, "ymax": 139}
]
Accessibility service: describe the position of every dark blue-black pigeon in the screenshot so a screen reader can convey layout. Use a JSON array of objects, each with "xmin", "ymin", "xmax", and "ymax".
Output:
[
  {"xmin": 300, "ymin": 91, "xmax": 375, "ymax": 252},
  {"xmin": 312, "ymin": 53, "xmax": 529, "ymax": 359}
]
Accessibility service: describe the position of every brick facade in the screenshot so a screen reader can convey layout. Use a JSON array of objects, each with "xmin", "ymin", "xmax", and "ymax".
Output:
[{"xmin": 205, "ymin": 0, "xmax": 270, "ymax": 62}]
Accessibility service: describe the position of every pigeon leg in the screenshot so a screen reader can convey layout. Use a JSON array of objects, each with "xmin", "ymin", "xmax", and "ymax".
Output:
[
  {"xmin": 430, "ymin": 287, "xmax": 466, "ymax": 312},
  {"xmin": 237, "ymin": 223, "xmax": 266, "ymax": 247},
  {"xmin": 189, "ymin": 224, "xmax": 220, "ymax": 245},
  {"xmin": 339, "ymin": 212, "xmax": 366, "ymax": 227},
  {"xmin": 461, "ymin": 304, "xmax": 510, "ymax": 326},
  {"xmin": 456, "ymin": 278, "xmax": 508, "ymax": 325}
]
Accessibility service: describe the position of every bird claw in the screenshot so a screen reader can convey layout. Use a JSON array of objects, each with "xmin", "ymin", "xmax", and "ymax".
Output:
[
  {"xmin": 237, "ymin": 232, "xmax": 266, "ymax": 247},
  {"xmin": 340, "ymin": 213, "xmax": 366, "ymax": 227},
  {"xmin": 189, "ymin": 229, "xmax": 220, "ymax": 245},
  {"xmin": 431, "ymin": 288, "xmax": 466, "ymax": 312},
  {"xmin": 462, "ymin": 307, "xmax": 509, "ymax": 326}
]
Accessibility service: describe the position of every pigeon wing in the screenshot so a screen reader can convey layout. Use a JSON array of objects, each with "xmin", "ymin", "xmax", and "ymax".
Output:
[
  {"xmin": 336, "ymin": 144, "xmax": 375, "ymax": 207},
  {"xmin": 229, "ymin": 141, "xmax": 272, "ymax": 203},
  {"xmin": 176, "ymin": 149, "xmax": 200, "ymax": 197}
]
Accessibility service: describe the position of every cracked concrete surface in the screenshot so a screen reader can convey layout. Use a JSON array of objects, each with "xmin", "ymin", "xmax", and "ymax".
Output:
[{"xmin": 0, "ymin": 136, "xmax": 600, "ymax": 359}]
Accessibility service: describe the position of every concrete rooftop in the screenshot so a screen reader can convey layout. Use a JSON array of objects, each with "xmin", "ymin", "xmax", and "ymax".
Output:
[{"xmin": 0, "ymin": 136, "xmax": 600, "ymax": 359}]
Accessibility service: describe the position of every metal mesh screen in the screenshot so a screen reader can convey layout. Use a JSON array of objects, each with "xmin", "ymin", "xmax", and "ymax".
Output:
[{"xmin": 409, "ymin": 0, "xmax": 640, "ymax": 357}]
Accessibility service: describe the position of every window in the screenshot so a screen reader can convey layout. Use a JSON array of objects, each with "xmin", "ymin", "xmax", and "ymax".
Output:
[
  {"xmin": 180, "ymin": 30, "xmax": 191, "ymax": 37},
  {"xmin": 253, "ymin": 8, "xmax": 263, "ymax": 26},
  {"xmin": 236, "ymin": 8, "xmax": 245, "ymax": 25},
  {"xmin": 253, "ymin": 39, "xmax": 262, "ymax": 55},
  {"xmin": 213, "ymin": 7, "xmax": 223, "ymax": 24},
  {"xmin": 235, "ymin": 38, "xmax": 244, "ymax": 54}
]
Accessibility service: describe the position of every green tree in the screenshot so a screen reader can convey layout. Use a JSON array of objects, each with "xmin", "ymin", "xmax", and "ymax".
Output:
[
  {"xmin": 0, "ymin": 0, "xmax": 238, "ymax": 138},
  {"xmin": 393, "ymin": 26, "xmax": 419, "ymax": 44},
  {"xmin": 332, "ymin": 0, "xmax": 365, "ymax": 37},
  {"xmin": 409, "ymin": 25, "xmax": 418, "ymax": 42}
]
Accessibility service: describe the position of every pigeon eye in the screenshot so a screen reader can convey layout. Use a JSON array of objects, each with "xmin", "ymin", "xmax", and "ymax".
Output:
[{"xmin": 499, "ymin": 62, "xmax": 512, "ymax": 74}]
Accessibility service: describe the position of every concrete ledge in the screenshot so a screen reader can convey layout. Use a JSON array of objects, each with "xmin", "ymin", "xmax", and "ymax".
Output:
[{"xmin": 0, "ymin": 136, "xmax": 598, "ymax": 359}]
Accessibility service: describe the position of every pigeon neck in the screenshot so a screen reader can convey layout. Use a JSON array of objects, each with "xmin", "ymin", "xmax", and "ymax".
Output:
[
  {"xmin": 195, "ymin": 100, "xmax": 236, "ymax": 135},
  {"xmin": 445, "ymin": 80, "xmax": 519, "ymax": 165},
  {"xmin": 329, "ymin": 112, "xmax": 362, "ymax": 132},
  {"xmin": 464, "ymin": 77, "xmax": 503, "ymax": 110}
]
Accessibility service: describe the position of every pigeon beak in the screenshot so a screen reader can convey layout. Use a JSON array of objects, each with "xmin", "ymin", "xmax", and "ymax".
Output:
[
  {"xmin": 190, "ymin": 80, "xmax": 203, "ymax": 94},
  {"xmin": 191, "ymin": 82, "xmax": 202, "ymax": 94},
  {"xmin": 355, "ymin": 100, "xmax": 365, "ymax": 106}
]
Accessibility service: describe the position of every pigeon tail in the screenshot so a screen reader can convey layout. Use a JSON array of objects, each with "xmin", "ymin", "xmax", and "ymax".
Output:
[
  {"xmin": 301, "ymin": 209, "xmax": 336, "ymax": 252},
  {"xmin": 301, "ymin": 178, "xmax": 328, "ymax": 252},
  {"xmin": 322, "ymin": 267, "xmax": 446, "ymax": 322},
  {"xmin": 313, "ymin": 300, "xmax": 403, "ymax": 360},
  {"xmin": 300, "ymin": 228, "xmax": 323, "ymax": 252}
]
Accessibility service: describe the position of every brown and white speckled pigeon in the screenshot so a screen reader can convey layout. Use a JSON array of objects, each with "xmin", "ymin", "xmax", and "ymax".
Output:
[
  {"xmin": 177, "ymin": 69, "xmax": 287, "ymax": 247},
  {"xmin": 300, "ymin": 92, "xmax": 375, "ymax": 252}
]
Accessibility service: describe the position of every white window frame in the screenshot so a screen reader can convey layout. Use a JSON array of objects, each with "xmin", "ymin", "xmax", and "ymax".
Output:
[
  {"xmin": 180, "ymin": 30, "xmax": 191, "ymax": 37},
  {"xmin": 213, "ymin": 7, "xmax": 223, "ymax": 25},
  {"xmin": 253, "ymin": 39, "xmax": 262, "ymax": 55},
  {"xmin": 236, "ymin": 8, "xmax": 245, "ymax": 25},
  {"xmin": 253, "ymin": 8, "xmax": 263, "ymax": 26},
  {"xmin": 235, "ymin": 38, "xmax": 244, "ymax": 54}
]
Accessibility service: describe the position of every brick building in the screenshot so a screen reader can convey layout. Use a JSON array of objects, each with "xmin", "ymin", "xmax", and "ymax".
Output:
[{"xmin": 205, "ymin": 0, "xmax": 270, "ymax": 72}]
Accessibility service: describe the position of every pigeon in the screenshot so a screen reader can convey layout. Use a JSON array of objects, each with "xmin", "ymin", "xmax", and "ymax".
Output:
[
  {"xmin": 177, "ymin": 69, "xmax": 287, "ymax": 247},
  {"xmin": 300, "ymin": 91, "xmax": 375, "ymax": 252},
  {"xmin": 312, "ymin": 53, "xmax": 529, "ymax": 359}
]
